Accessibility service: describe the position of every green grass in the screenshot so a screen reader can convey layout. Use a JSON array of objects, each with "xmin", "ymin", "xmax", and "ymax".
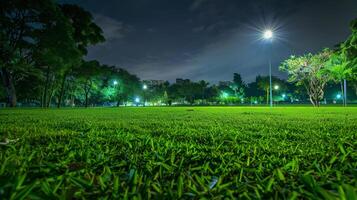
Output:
[{"xmin": 0, "ymin": 107, "xmax": 357, "ymax": 199}]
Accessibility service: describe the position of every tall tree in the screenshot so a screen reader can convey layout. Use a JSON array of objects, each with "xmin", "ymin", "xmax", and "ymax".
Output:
[
  {"xmin": 107, "ymin": 67, "xmax": 141, "ymax": 106},
  {"xmin": 322, "ymin": 53, "xmax": 352, "ymax": 105},
  {"xmin": 76, "ymin": 60, "xmax": 102, "ymax": 107},
  {"xmin": 33, "ymin": 5, "xmax": 81, "ymax": 107},
  {"xmin": 0, "ymin": 0, "xmax": 59, "ymax": 106},
  {"xmin": 280, "ymin": 50, "xmax": 331, "ymax": 106},
  {"xmin": 198, "ymin": 80, "xmax": 209, "ymax": 103},
  {"xmin": 341, "ymin": 18, "xmax": 357, "ymax": 97},
  {"xmin": 231, "ymin": 73, "xmax": 246, "ymax": 99},
  {"xmin": 56, "ymin": 4, "xmax": 105, "ymax": 108}
]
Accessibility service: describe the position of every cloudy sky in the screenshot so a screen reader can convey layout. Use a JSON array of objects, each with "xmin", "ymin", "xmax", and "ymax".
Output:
[{"xmin": 62, "ymin": 0, "xmax": 357, "ymax": 83}]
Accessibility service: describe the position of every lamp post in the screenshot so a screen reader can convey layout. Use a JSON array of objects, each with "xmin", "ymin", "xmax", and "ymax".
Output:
[
  {"xmin": 113, "ymin": 80, "xmax": 120, "ymax": 106},
  {"xmin": 142, "ymin": 84, "xmax": 147, "ymax": 106},
  {"xmin": 343, "ymin": 79, "xmax": 347, "ymax": 107},
  {"xmin": 135, "ymin": 97, "xmax": 140, "ymax": 106},
  {"xmin": 263, "ymin": 30, "xmax": 273, "ymax": 107},
  {"xmin": 273, "ymin": 85, "xmax": 279, "ymax": 105}
]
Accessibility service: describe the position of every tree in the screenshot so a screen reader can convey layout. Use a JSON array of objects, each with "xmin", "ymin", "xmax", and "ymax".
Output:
[
  {"xmin": 75, "ymin": 60, "xmax": 102, "ymax": 107},
  {"xmin": 105, "ymin": 67, "xmax": 141, "ymax": 106},
  {"xmin": 0, "ymin": 1, "xmax": 96, "ymax": 107},
  {"xmin": 341, "ymin": 18, "xmax": 357, "ymax": 97},
  {"xmin": 0, "ymin": 0, "xmax": 60, "ymax": 106},
  {"xmin": 56, "ymin": 4, "xmax": 105, "ymax": 108},
  {"xmin": 231, "ymin": 73, "xmax": 246, "ymax": 100},
  {"xmin": 198, "ymin": 80, "xmax": 209, "ymax": 104},
  {"xmin": 322, "ymin": 53, "xmax": 352, "ymax": 105},
  {"xmin": 33, "ymin": 6, "xmax": 81, "ymax": 107},
  {"xmin": 280, "ymin": 49, "xmax": 331, "ymax": 106},
  {"xmin": 342, "ymin": 18, "xmax": 357, "ymax": 70}
]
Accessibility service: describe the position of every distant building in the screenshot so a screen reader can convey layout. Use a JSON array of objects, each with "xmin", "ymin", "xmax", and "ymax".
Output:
[
  {"xmin": 176, "ymin": 78, "xmax": 190, "ymax": 84},
  {"xmin": 143, "ymin": 80, "xmax": 166, "ymax": 87},
  {"xmin": 218, "ymin": 81, "xmax": 232, "ymax": 87}
]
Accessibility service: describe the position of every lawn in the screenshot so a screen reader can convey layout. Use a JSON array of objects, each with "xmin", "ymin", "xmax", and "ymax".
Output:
[{"xmin": 0, "ymin": 107, "xmax": 357, "ymax": 199}]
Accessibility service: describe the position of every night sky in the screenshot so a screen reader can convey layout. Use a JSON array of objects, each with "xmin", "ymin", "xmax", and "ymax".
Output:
[{"xmin": 62, "ymin": 0, "xmax": 357, "ymax": 83}]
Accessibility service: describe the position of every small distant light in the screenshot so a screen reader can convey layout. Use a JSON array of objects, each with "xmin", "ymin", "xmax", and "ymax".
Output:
[
  {"xmin": 113, "ymin": 80, "xmax": 118, "ymax": 85},
  {"xmin": 143, "ymin": 84, "xmax": 147, "ymax": 90},
  {"xmin": 135, "ymin": 97, "xmax": 140, "ymax": 103},
  {"xmin": 336, "ymin": 94, "xmax": 342, "ymax": 99},
  {"xmin": 254, "ymin": 101, "xmax": 258, "ymax": 104},
  {"xmin": 274, "ymin": 85, "xmax": 279, "ymax": 90},
  {"xmin": 282, "ymin": 94, "xmax": 286, "ymax": 98}
]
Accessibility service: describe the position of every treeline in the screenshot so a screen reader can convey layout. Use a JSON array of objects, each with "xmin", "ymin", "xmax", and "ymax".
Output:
[{"xmin": 1, "ymin": 1, "xmax": 356, "ymax": 107}]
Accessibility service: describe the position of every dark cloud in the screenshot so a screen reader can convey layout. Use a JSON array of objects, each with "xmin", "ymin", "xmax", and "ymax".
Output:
[
  {"xmin": 93, "ymin": 14, "xmax": 133, "ymax": 41},
  {"xmin": 64, "ymin": 0, "xmax": 357, "ymax": 83}
]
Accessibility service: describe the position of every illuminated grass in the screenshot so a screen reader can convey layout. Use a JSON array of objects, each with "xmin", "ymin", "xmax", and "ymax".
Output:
[{"xmin": 0, "ymin": 107, "xmax": 356, "ymax": 199}]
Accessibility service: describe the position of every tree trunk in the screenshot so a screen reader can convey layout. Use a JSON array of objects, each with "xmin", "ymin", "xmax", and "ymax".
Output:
[
  {"xmin": 85, "ymin": 91, "xmax": 89, "ymax": 108},
  {"xmin": 84, "ymin": 79, "xmax": 91, "ymax": 108},
  {"xmin": 57, "ymin": 73, "xmax": 67, "ymax": 108},
  {"xmin": 309, "ymin": 96, "xmax": 316, "ymax": 107},
  {"xmin": 0, "ymin": 68, "xmax": 17, "ymax": 107},
  {"xmin": 47, "ymin": 84, "xmax": 56, "ymax": 108},
  {"xmin": 343, "ymin": 79, "xmax": 347, "ymax": 107},
  {"xmin": 266, "ymin": 88, "xmax": 269, "ymax": 105},
  {"xmin": 340, "ymin": 80, "xmax": 344, "ymax": 106},
  {"xmin": 42, "ymin": 66, "xmax": 50, "ymax": 108}
]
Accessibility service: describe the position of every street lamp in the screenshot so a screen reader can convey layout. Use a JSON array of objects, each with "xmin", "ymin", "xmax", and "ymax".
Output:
[
  {"xmin": 113, "ymin": 80, "xmax": 118, "ymax": 85},
  {"xmin": 263, "ymin": 30, "xmax": 273, "ymax": 40},
  {"xmin": 263, "ymin": 29, "xmax": 274, "ymax": 107},
  {"xmin": 142, "ymin": 84, "xmax": 148, "ymax": 106},
  {"xmin": 274, "ymin": 85, "xmax": 279, "ymax": 90},
  {"xmin": 135, "ymin": 97, "xmax": 140, "ymax": 106},
  {"xmin": 222, "ymin": 92, "xmax": 228, "ymax": 98},
  {"xmin": 336, "ymin": 94, "xmax": 342, "ymax": 99}
]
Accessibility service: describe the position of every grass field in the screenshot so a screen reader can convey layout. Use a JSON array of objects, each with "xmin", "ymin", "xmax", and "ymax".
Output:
[{"xmin": 1, "ymin": 107, "xmax": 357, "ymax": 199}]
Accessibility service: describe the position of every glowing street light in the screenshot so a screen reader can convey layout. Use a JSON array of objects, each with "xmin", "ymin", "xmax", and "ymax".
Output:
[
  {"xmin": 274, "ymin": 85, "xmax": 279, "ymax": 90},
  {"xmin": 263, "ymin": 29, "xmax": 274, "ymax": 107},
  {"xmin": 143, "ymin": 84, "xmax": 148, "ymax": 90},
  {"xmin": 263, "ymin": 30, "xmax": 273, "ymax": 40},
  {"xmin": 113, "ymin": 80, "xmax": 118, "ymax": 85},
  {"xmin": 135, "ymin": 97, "xmax": 140, "ymax": 103},
  {"xmin": 282, "ymin": 94, "xmax": 286, "ymax": 98},
  {"xmin": 336, "ymin": 94, "xmax": 342, "ymax": 99},
  {"xmin": 221, "ymin": 92, "xmax": 228, "ymax": 98}
]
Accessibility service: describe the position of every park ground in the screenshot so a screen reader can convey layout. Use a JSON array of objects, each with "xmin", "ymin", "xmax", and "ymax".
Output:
[{"xmin": 0, "ymin": 107, "xmax": 357, "ymax": 199}]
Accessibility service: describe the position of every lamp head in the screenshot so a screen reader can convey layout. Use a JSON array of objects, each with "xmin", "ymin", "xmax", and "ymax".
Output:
[{"xmin": 263, "ymin": 30, "xmax": 273, "ymax": 39}]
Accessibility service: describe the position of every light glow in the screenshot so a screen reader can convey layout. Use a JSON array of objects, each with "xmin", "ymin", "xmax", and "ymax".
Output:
[{"xmin": 263, "ymin": 30, "xmax": 273, "ymax": 39}]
